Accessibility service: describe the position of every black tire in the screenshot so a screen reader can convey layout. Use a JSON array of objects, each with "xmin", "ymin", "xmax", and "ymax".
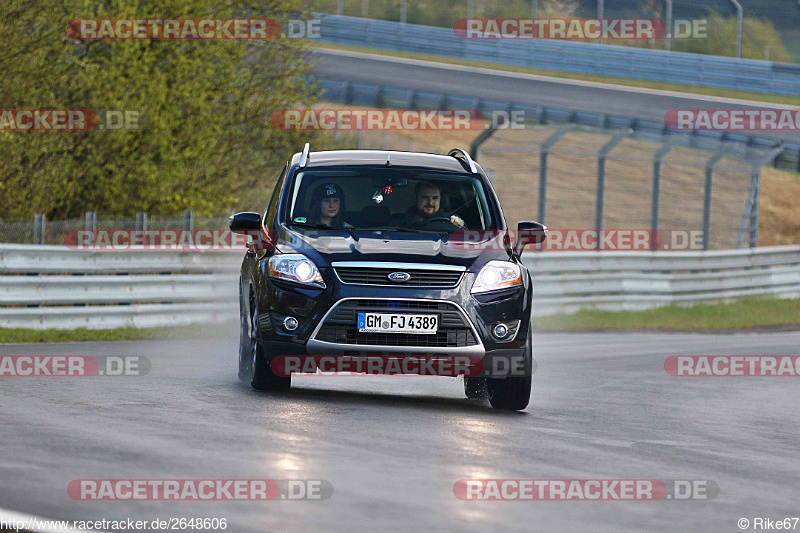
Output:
[
  {"xmin": 238, "ymin": 279, "xmax": 251, "ymax": 383},
  {"xmin": 487, "ymin": 330, "xmax": 532, "ymax": 411},
  {"xmin": 246, "ymin": 286, "xmax": 291, "ymax": 392},
  {"xmin": 464, "ymin": 376, "xmax": 487, "ymax": 399}
]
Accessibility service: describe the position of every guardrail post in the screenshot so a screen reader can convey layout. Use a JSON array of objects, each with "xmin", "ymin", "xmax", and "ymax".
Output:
[
  {"xmin": 596, "ymin": 129, "xmax": 632, "ymax": 249},
  {"xmin": 538, "ymin": 123, "xmax": 577, "ymax": 226},
  {"xmin": 183, "ymin": 210, "xmax": 194, "ymax": 231},
  {"xmin": 33, "ymin": 214, "xmax": 45, "ymax": 244},
  {"xmin": 703, "ymin": 145, "xmax": 728, "ymax": 250}
]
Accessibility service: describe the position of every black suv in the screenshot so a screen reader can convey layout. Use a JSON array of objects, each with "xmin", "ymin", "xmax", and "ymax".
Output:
[{"xmin": 229, "ymin": 145, "xmax": 546, "ymax": 410}]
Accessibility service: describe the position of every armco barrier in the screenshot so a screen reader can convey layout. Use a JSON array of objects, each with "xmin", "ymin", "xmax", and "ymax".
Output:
[
  {"xmin": 522, "ymin": 245, "xmax": 800, "ymax": 315},
  {"xmin": 317, "ymin": 15, "xmax": 800, "ymax": 97},
  {"xmin": 0, "ymin": 245, "xmax": 241, "ymax": 330},
  {"xmin": 1, "ymin": 245, "xmax": 798, "ymax": 328}
]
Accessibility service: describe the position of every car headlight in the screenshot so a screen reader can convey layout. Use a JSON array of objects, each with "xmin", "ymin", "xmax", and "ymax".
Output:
[
  {"xmin": 471, "ymin": 260, "xmax": 522, "ymax": 294},
  {"xmin": 268, "ymin": 254, "xmax": 325, "ymax": 288}
]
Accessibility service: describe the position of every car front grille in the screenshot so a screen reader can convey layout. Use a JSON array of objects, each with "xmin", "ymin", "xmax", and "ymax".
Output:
[
  {"xmin": 314, "ymin": 299, "xmax": 479, "ymax": 347},
  {"xmin": 334, "ymin": 266, "xmax": 463, "ymax": 287}
]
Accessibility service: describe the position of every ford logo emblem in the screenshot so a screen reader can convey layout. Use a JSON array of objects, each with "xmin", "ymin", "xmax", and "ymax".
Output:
[{"xmin": 388, "ymin": 272, "xmax": 411, "ymax": 282}]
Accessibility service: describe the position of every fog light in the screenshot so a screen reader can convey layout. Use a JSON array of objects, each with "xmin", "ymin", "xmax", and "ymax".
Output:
[
  {"xmin": 493, "ymin": 323, "xmax": 509, "ymax": 339},
  {"xmin": 283, "ymin": 316, "xmax": 299, "ymax": 331}
]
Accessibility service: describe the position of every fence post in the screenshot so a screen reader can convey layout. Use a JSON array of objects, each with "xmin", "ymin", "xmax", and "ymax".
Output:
[
  {"xmin": 136, "ymin": 212, "xmax": 147, "ymax": 232},
  {"xmin": 183, "ymin": 210, "xmax": 194, "ymax": 231},
  {"xmin": 651, "ymin": 139, "xmax": 677, "ymax": 242},
  {"xmin": 664, "ymin": 0, "xmax": 673, "ymax": 51},
  {"xmin": 84, "ymin": 211, "xmax": 97, "ymax": 232},
  {"xmin": 737, "ymin": 145, "xmax": 783, "ymax": 249},
  {"xmin": 703, "ymin": 145, "xmax": 728, "ymax": 251},
  {"xmin": 596, "ymin": 129, "xmax": 632, "ymax": 249},
  {"xmin": 33, "ymin": 214, "xmax": 46, "ymax": 244},
  {"xmin": 538, "ymin": 123, "xmax": 577, "ymax": 227}
]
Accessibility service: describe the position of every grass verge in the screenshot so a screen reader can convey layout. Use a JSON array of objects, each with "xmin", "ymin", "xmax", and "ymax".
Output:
[
  {"xmin": 314, "ymin": 42, "xmax": 800, "ymax": 107},
  {"xmin": 0, "ymin": 322, "xmax": 238, "ymax": 344},
  {"xmin": 534, "ymin": 296, "xmax": 800, "ymax": 332}
]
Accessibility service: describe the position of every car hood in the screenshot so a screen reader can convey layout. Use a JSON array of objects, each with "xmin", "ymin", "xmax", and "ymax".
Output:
[{"xmin": 275, "ymin": 226, "xmax": 510, "ymax": 270}]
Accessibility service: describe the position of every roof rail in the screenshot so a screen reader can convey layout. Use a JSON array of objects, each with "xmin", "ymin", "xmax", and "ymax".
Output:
[
  {"xmin": 299, "ymin": 143, "xmax": 310, "ymax": 167},
  {"xmin": 448, "ymin": 148, "xmax": 477, "ymax": 174}
]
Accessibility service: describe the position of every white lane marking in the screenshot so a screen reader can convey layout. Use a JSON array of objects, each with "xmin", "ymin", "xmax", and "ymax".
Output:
[
  {"xmin": 0, "ymin": 506, "xmax": 102, "ymax": 533},
  {"xmin": 313, "ymin": 47, "xmax": 800, "ymax": 110}
]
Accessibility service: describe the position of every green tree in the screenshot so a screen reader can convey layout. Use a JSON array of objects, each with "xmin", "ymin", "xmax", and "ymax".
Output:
[
  {"xmin": 0, "ymin": 0, "xmax": 325, "ymax": 218},
  {"xmin": 671, "ymin": 12, "xmax": 790, "ymax": 63}
]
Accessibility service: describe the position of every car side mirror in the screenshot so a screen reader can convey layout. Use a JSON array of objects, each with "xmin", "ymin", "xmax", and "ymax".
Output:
[
  {"xmin": 514, "ymin": 221, "xmax": 547, "ymax": 257},
  {"xmin": 228, "ymin": 212, "xmax": 262, "ymax": 234}
]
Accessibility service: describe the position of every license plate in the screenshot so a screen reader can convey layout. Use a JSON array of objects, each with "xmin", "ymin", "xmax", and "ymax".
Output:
[{"xmin": 357, "ymin": 313, "xmax": 438, "ymax": 334}]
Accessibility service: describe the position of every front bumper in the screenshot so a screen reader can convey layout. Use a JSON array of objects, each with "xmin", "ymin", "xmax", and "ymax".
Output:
[{"xmin": 257, "ymin": 267, "xmax": 531, "ymax": 366}]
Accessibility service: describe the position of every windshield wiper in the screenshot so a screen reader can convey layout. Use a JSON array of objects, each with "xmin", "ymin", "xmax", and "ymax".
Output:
[
  {"xmin": 356, "ymin": 226, "xmax": 420, "ymax": 233},
  {"xmin": 288, "ymin": 221, "xmax": 359, "ymax": 240},
  {"xmin": 288, "ymin": 221, "xmax": 331, "ymax": 230}
]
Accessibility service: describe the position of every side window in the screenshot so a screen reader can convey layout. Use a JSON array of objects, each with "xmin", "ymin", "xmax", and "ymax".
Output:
[{"xmin": 264, "ymin": 164, "xmax": 288, "ymax": 226}]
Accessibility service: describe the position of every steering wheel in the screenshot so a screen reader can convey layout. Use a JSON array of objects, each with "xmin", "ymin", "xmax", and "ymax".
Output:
[{"xmin": 416, "ymin": 216, "xmax": 456, "ymax": 228}]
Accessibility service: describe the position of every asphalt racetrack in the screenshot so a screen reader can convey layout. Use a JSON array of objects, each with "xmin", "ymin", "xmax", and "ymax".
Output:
[
  {"xmin": 2, "ymin": 330, "xmax": 799, "ymax": 531},
  {"xmin": 310, "ymin": 48, "xmax": 800, "ymax": 145}
]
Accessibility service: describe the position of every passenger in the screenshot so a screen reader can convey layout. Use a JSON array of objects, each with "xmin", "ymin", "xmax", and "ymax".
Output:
[{"xmin": 308, "ymin": 183, "xmax": 353, "ymax": 228}]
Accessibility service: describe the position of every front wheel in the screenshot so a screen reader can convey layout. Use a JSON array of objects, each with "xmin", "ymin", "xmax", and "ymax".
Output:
[
  {"xmin": 487, "ymin": 330, "xmax": 532, "ymax": 411},
  {"xmin": 245, "ymin": 286, "xmax": 291, "ymax": 391}
]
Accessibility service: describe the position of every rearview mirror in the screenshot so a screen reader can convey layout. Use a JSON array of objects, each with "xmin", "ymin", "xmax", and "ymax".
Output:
[
  {"xmin": 515, "ymin": 221, "xmax": 547, "ymax": 256},
  {"xmin": 228, "ymin": 212, "xmax": 262, "ymax": 234}
]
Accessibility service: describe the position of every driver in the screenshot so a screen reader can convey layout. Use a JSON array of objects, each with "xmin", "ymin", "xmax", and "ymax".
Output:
[{"xmin": 396, "ymin": 181, "xmax": 466, "ymax": 229}]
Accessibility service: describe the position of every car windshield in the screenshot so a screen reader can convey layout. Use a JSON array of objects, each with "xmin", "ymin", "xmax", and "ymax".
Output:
[{"xmin": 283, "ymin": 167, "xmax": 499, "ymax": 232}]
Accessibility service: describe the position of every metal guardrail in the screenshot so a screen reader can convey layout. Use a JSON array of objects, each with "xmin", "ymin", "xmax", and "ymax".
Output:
[
  {"xmin": 317, "ymin": 15, "xmax": 800, "ymax": 97},
  {"xmin": 522, "ymin": 245, "xmax": 800, "ymax": 315},
  {"xmin": 1, "ymin": 245, "xmax": 798, "ymax": 328},
  {"xmin": 0, "ymin": 245, "xmax": 240, "ymax": 330}
]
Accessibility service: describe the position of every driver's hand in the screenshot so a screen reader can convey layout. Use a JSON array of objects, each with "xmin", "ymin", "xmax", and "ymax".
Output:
[{"xmin": 449, "ymin": 215, "xmax": 466, "ymax": 229}]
